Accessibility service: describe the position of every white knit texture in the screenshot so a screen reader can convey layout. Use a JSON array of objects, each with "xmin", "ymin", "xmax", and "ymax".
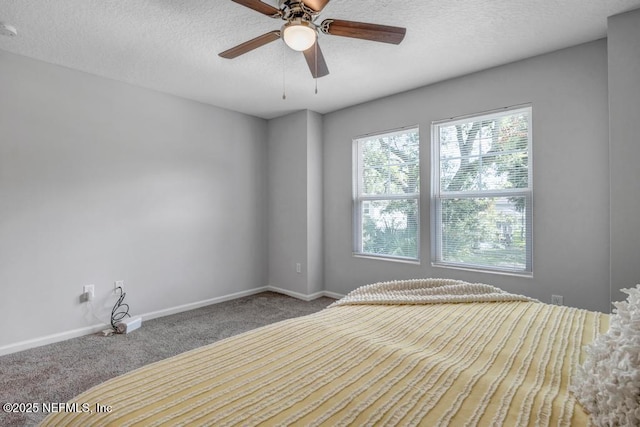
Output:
[
  {"xmin": 329, "ymin": 278, "xmax": 539, "ymax": 307},
  {"xmin": 571, "ymin": 284, "xmax": 640, "ymax": 427}
]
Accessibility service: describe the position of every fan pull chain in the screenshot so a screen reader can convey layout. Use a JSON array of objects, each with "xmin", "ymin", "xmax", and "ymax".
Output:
[
  {"xmin": 282, "ymin": 42, "xmax": 287, "ymax": 100},
  {"xmin": 314, "ymin": 40, "xmax": 318, "ymax": 95}
]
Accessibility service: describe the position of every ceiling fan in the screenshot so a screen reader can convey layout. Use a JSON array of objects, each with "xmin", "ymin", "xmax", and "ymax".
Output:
[{"xmin": 219, "ymin": 0, "xmax": 406, "ymax": 78}]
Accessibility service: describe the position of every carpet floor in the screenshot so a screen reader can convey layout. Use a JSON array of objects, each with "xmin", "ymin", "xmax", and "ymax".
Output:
[{"xmin": 0, "ymin": 291, "xmax": 335, "ymax": 427}]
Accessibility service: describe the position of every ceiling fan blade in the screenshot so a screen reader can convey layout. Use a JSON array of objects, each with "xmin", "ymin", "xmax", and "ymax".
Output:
[
  {"xmin": 321, "ymin": 19, "xmax": 406, "ymax": 44},
  {"xmin": 219, "ymin": 31, "xmax": 281, "ymax": 59},
  {"xmin": 231, "ymin": 0, "xmax": 282, "ymax": 18},
  {"xmin": 301, "ymin": 0, "xmax": 330, "ymax": 12},
  {"xmin": 303, "ymin": 42, "xmax": 329, "ymax": 78}
]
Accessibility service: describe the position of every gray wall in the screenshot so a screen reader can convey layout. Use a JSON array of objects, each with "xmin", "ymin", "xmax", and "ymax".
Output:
[
  {"xmin": 0, "ymin": 51, "xmax": 268, "ymax": 348},
  {"xmin": 3, "ymin": 12, "xmax": 635, "ymax": 350},
  {"xmin": 267, "ymin": 110, "xmax": 323, "ymax": 296},
  {"xmin": 323, "ymin": 40, "xmax": 611, "ymax": 312},
  {"xmin": 608, "ymin": 9, "xmax": 640, "ymax": 303},
  {"xmin": 307, "ymin": 111, "xmax": 324, "ymax": 295},
  {"xmin": 268, "ymin": 111, "xmax": 309, "ymax": 294}
]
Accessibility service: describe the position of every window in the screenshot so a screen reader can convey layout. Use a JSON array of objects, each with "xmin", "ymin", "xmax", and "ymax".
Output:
[
  {"xmin": 353, "ymin": 127, "xmax": 420, "ymax": 261},
  {"xmin": 431, "ymin": 106, "xmax": 532, "ymax": 275}
]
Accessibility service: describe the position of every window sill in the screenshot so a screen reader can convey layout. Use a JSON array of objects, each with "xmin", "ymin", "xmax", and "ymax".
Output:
[
  {"xmin": 431, "ymin": 262, "xmax": 533, "ymax": 278},
  {"xmin": 353, "ymin": 253, "xmax": 421, "ymax": 265}
]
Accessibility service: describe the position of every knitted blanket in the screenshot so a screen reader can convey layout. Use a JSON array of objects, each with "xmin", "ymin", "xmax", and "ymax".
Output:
[{"xmin": 330, "ymin": 278, "xmax": 539, "ymax": 307}]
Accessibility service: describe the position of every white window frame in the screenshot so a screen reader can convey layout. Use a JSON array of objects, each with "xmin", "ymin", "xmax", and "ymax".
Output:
[
  {"xmin": 431, "ymin": 105, "xmax": 533, "ymax": 275},
  {"xmin": 353, "ymin": 126, "xmax": 420, "ymax": 262}
]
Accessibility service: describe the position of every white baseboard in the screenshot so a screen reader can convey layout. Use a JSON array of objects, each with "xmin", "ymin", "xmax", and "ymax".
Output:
[
  {"xmin": 141, "ymin": 287, "xmax": 269, "ymax": 321},
  {"xmin": 322, "ymin": 290, "xmax": 346, "ymax": 300},
  {"xmin": 0, "ymin": 324, "xmax": 109, "ymax": 357},
  {"xmin": 0, "ymin": 286, "xmax": 343, "ymax": 357},
  {"xmin": 266, "ymin": 285, "xmax": 344, "ymax": 301}
]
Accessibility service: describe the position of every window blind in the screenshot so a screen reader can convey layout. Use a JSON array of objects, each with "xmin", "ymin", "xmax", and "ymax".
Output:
[
  {"xmin": 354, "ymin": 127, "xmax": 420, "ymax": 260},
  {"xmin": 432, "ymin": 106, "xmax": 532, "ymax": 274}
]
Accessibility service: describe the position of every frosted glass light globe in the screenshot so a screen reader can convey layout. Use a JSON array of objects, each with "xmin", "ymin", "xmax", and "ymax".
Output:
[{"xmin": 283, "ymin": 22, "xmax": 316, "ymax": 51}]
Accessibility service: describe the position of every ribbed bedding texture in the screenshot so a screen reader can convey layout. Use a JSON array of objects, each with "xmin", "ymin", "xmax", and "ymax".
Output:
[{"xmin": 42, "ymin": 291, "xmax": 606, "ymax": 426}]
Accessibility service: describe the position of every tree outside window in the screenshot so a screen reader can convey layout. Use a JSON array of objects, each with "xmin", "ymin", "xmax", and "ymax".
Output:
[
  {"xmin": 353, "ymin": 128, "xmax": 420, "ymax": 260},
  {"xmin": 432, "ymin": 106, "xmax": 532, "ymax": 274}
]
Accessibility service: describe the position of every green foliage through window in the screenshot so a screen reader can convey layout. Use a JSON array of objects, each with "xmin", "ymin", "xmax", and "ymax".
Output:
[
  {"xmin": 354, "ymin": 128, "xmax": 420, "ymax": 260},
  {"xmin": 432, "ymin": 106, "xmax": 532, "ymax": 274}
]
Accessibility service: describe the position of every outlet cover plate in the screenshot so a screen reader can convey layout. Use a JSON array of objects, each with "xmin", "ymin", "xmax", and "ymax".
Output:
[
  {"xmin": 83, "ymin": 284, "xmax": 95, "ymax": 298},
  {"xmin": 114, "ymin": 280, "xmax": 125, "ymax": 295},
  {"xmin": 551, "ymin": 295, "xmax": 563, "ymax": 305}
]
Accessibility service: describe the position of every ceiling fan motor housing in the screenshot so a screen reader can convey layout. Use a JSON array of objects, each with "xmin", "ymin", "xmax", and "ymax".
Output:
[{"xmin": 280, "ymin": 0, "xmax": 318, "ymax": 22}]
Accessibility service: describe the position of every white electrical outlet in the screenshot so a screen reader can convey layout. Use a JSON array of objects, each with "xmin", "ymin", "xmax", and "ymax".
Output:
[
  {"xmin": 80, "ymin": 284, "xmax": 94, "ymax": 303},
  {"xmin": 296, "ymin": 263, "xmax": 301, "ymax": 274},
  {"xmin": 114, "ymin": 280, "xmax": 125, "ymax": 295},
  {"xmin": 551, "ymin": 295, "xmax": 564, "ymax": 306},
  {"xmin": 83, "ymin": 284, "xmax": 95, "ymax": 299}
]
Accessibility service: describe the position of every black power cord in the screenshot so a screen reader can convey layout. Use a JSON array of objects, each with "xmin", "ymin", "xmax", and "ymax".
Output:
[{"xmin": 111, "ymin": 286, "xmax": 130, "ymax": 332}]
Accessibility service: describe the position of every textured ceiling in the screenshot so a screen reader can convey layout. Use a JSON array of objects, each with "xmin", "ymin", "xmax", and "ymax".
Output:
[{"xmin": 1, "ymin": 0, "xmax": 639, "ymax": 119}]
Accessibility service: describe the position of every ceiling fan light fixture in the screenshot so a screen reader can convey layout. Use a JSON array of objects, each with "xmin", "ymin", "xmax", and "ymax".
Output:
[{"xmin": 282, "ymin": 20, "xmax": 316, "ymax": 51}]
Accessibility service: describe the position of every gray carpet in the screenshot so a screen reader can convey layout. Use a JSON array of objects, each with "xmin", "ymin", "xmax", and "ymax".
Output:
[{"xmin": 0, "ymin": 291, "xmax": 335, "ymax": 427}]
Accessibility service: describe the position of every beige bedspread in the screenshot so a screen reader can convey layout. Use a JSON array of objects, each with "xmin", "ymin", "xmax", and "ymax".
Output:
[{"xmin": 41, "ymin": 282, "xmax": 607, "ymax": 426}]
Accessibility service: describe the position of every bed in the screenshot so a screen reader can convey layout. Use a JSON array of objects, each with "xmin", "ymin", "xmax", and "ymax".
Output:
[{"xmin": 41, "ymin": 279, "xmax": 608, "ymax": 426}]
